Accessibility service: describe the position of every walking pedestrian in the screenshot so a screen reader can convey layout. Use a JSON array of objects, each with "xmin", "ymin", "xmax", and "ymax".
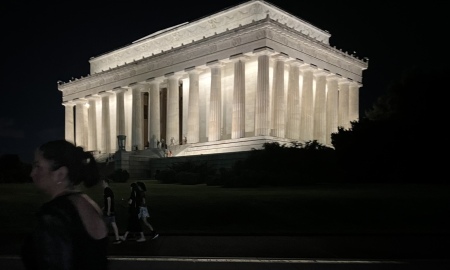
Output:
[
  {"xmin": 102, "ymin": 179, "xmax": 122, "ymax": 244},
  {"xmin": 120, "ymin": 183, "xmax": 146, "ymax": 242},
  {"xmin": 136, "ymin": 181, "xmax": 159, "ymax": 240}
]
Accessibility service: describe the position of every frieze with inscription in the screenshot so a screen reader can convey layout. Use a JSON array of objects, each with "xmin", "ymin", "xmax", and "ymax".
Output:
[
  {"xmin": 61, "ymin": 19, "xmax": 366, "ymax": 101},
  {"xmin": 232, "ymin": 37, "xmax": 242, "ymax": 47}
]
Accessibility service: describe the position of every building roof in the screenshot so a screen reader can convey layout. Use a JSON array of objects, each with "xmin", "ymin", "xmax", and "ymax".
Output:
[{"xmin": 89, "ymin": 0, "xmax": 330, "ymax": 74}]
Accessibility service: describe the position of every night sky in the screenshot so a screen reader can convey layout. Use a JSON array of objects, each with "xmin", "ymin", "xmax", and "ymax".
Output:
[{"xmin": 0, "ymin": 1, "xmax": 445, "ymax": 163}]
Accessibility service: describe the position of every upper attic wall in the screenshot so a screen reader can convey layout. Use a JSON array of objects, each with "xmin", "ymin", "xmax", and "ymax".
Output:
[{"xmin": 89, "ymin": 0, "xmax": 330, "ymax": 74}]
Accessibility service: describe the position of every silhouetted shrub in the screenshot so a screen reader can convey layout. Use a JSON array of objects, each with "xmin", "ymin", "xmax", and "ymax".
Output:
[
  {"xmin": 157, "ymin": 169, "xmax": 177, "ymax": 184},
  {"xmin": 176, "ymin": 171, "xmax": 201, "ymax": 185},
  {"xmin": 166, "ymin": 160, "xmax": 216, "ymax": 184},
  {"xmin": 207, "ymin": 167, "xmax": 230, "ymax": 186},
  {"xmin": 108, "ymin": 169, "xmax": 129, "ymax": 183},
  {"xmin": 0, "ymin": 154, "xmax": 32, "ymax": 183}
]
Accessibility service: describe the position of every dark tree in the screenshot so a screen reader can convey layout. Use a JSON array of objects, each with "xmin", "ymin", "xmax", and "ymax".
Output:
[
  {"xmin": 0, "ymin": 154, "xmax": 32, "ymax": 183},
  {"xmin": 332, "ymin": 65, "xmax": 447, "ymax": 183}
]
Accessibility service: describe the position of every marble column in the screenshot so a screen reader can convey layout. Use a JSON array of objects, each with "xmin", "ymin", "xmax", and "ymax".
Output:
[
  {"xmin": 299, "ymin": 65, "xmax": 315, "ymax": 142},
  {"xmin": 99, "ymin": 91, "xmax": 112, "ymax": 154},
  {"xmin": 338, "ymin": 79, "xmax": 350, "ymax": 129},
  {"xmin": 148, "ymin": 78, "xmax": 162, "ymax": 148},
  {"xmin": 113, "ymin": 87, "xmax": 127, "ymax": 150},
  {"xmin": 208, "ymin": 61, "xmax": 223, "ymax": 142},
  {"xmin": 231, "ymin": 55, "xmax": 247, "ymax": 139},
  {"xmin": 166, "ymin": 73, "xmax": 181, "ymax": 145},
  {"xmin": 349, "ymin": 82, "xmax": 360, "ymax": 123},
  {"xmin": 254, "ymin": 47, "xmax": 273, "ymax": 136},
  {"xmin": 313, "ymin": 71, "xmax": 328, "ymax": 145},
  {"xmin": 75, "ymin": 99, "xmax": 88, "ymax": 149},
  {"xmin": 271, "ymin": 53, "xmax": 287, "ymax": 138},
  {"xmin": 87, "ymin": 95, "xmax": 99, "ymax": 152},
  {"xmin": 130, "ymin": 83, "xmax": 146, "ymax": 150},
  {"xmin": 63, "ymin": 101, "xmax": 75, "ymax": 144},
  {"xmin": 285, "ymin": 60, "xmax": 302, "ymax": 140},
  {"xmin": 186, "ymin": 68, "xmax": 201, "ymax": 143},
  {"xmin": 326, "ymin": 75, "xmax": 339, "ymax": 145}
]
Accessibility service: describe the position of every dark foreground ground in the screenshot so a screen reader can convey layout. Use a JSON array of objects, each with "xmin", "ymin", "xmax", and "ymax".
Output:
[{"xmin": 2, "ymin": 233, "xmax": 450, "ymax": 270}]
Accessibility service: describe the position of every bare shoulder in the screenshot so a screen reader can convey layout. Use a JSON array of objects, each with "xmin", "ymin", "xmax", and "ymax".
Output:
[{"xmin": 68, "ymin": 193, "xmax": 108, "ymax": 239}]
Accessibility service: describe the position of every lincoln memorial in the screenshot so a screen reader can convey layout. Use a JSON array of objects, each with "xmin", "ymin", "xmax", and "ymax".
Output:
[{"xmin": 58, "ymin": 0, "xmax": 368, "ymax": 178}]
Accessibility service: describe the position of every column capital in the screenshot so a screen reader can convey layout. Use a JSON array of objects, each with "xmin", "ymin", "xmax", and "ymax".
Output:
[
  {"xmin": 299, "ymin": 63, "xmax": 317, "ymax": 72},
  {"xmin": 62, "ymin": 100, "xmax": 75, "ymax": 107},
  {"xmin": 73, "ymin": 98, "xmax": 89, "ymax": 109},
  {"xmin": 229, "ymin": 53, "xmax": 251, "ymax": 62},
  {"xmin": 164, "ymin": 71, "xmax": 183, "ymax": 80},
  {"xmin": 126, "ymin": 82, "xmax": 149, "ymax": 91},
  {"xmin": 286, "ymin": 58, "xmax": 305, "ymax": 67},
  {"xmin": 338, "ymin": 77, "xmax": 352, "ymax": 85},
  {"xmin": 98, "ymin": 90, "xmax": 113, "ymax": 97},
  {"xmin": 272, "ymin": 53, "xmax": 289, "ymax": 61},
  {"xmin": 313, "ymin": 69, "xmax": 330, "ymax": 78},
  {"xmin": 145, "ymin": 77, "xmax": 165, "ymax": 85},
  {"xmin": 253, "ymin": 46, "xmax": 274, "ymax": 56},
  {"xmin": 326, "ymin": 74, "xmax": 341, "ymax": 81},
  {"xmin": 185, "ymin": 66, "xmax": 204, "ymax": 74},
  {"xmin": 349, "ymin": 80, "xmax": 362, "ymax": 88},
  {"xmin": 85, "ymin": 93, "xmax": 101, "ymax": 100},
  {"xmin": 112, "ymin": 86, "xmax": 128, "ymax": 94},
  {"xmin": 73, "ymin": 97, "xmax": 88, "ymax": 104},
  {"xmin": 206, "ymin": 59, "xmax": 225, "ymax": 68}
]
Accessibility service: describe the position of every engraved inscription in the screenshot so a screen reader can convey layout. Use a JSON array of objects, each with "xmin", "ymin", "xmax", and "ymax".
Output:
[
  {"xmin": 232, "ymin": 37, "xmax": 241, "ymax": 47},
  {"xmin": 256, "ymin": 29, "xmax": 266, "ymax": 39},
  {"xmin": 209, "ymin": 44, "xmax": 217, "ymax": 53}
]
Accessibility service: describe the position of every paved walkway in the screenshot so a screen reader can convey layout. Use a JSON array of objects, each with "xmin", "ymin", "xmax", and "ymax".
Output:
[
  {"xmin": 2, "ymin": 233, "xmax": 450, "ymax": 270},
  {"xmin": 3, "ymin": 233, "xmax": 450, "ymax": 261},
  {"xmin": 106, "ymin": 233, "xmax": 450, "ymax": 261}
]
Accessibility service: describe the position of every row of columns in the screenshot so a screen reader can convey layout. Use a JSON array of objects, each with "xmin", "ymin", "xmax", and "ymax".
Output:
[{"xmin": 63, "ymin": 50, "xmax": 359, "ymax": 155}]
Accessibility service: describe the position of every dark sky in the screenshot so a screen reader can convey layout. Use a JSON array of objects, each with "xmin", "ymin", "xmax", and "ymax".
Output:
[{"xmin": 0, "ymin": 1, "xmax": 445, "ymax": 163}]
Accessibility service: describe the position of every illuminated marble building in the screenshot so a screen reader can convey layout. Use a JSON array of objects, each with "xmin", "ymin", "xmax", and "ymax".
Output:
[{"xmin": 58, "ymin": 0, "xmax": 368, "ymax": 177}]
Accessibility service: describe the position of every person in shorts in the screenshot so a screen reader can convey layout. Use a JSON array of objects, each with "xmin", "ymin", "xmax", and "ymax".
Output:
[
  {"xmin": 120, "ymin": 183, "xmax": 146, "ymax": 242},
  {"xmin": 136, "ymin": 181, "xmax": 159, "ymax": 240}
]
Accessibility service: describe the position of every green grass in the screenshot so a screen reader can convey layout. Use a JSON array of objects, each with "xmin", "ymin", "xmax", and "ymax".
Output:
[{"xmin": 1, "ymin": 181, "xmax": 449, "ymax": 235}]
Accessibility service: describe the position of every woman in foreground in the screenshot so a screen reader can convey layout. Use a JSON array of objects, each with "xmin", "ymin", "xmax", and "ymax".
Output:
[{"xmin": 21, "ymin": 140, "xmax": 109, "ymax": 270}]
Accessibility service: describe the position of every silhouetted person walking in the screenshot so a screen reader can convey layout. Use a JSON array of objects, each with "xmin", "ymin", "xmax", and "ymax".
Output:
[
  {"xmin": 120, "ymin": 183, "xmax": 146, "ymax": 242},
  {"xmin": 136, "ymin": 181, "xmax": 159, "ymax": 240},
  {"xmin": 102, "ymin": 179, "xmax": 122, "ymax": 244}
]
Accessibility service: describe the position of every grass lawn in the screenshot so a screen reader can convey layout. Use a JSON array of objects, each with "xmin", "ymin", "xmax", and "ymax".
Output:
[{"xmin": 1, "ymin": 181, "xmax": 449, "ymax": 235}]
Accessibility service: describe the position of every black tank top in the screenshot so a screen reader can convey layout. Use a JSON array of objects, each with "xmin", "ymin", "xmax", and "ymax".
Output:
[{"xmin": 21, "ymin": 192, "xmax": 109, "ymax": 270}]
